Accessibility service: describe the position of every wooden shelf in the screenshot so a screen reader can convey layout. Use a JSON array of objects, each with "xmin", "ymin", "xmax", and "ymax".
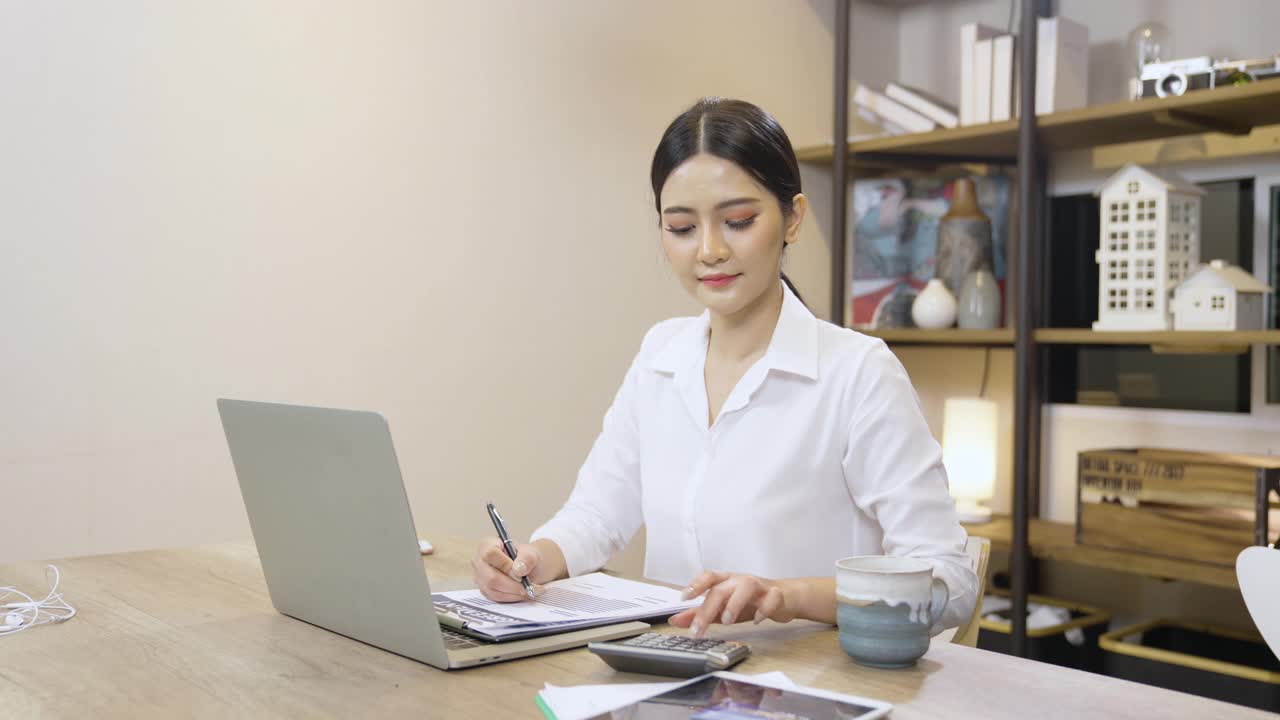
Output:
[
  {"xmin": 841, "ymin": 328, "xmax": 1280, "ymax": 350},
  {"xmin": 965, "ymin": 515, "xmax": 1239, "ymax": 589},
  {"xmin": 1034, "ymin": 328, "xmax": 1280, "ymax": 353},
  {"xmin": 796, "ymin": 120, "xmax": 1018, "ymax": 166},
  {"xmin": 853, "ymin": 328, "xmax": 1015, "ymax": 345},
  {"xmin": 796, "ymin": 81, "xmax": 1280, "ymax": 166}
]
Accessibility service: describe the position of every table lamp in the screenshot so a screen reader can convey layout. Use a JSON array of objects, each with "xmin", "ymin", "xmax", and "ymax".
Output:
[{"xmin": 942, "ymin": 396, "xmax": 997, "ymax": 523}]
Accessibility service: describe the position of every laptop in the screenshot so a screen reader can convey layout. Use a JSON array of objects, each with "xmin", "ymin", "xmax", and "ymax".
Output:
[{"xmin": 216, "ymin": 398, "xmax": 648, "ymax": 669}]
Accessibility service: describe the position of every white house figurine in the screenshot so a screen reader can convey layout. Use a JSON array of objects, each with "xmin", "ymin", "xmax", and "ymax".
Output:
[
  {"xmin": 1172, "ymin": 259, "xmax": 1273, "ymax": 331},
  {"xmin": 1093, "ymin": 163, "xmax": 1204, "ymax": 331}
]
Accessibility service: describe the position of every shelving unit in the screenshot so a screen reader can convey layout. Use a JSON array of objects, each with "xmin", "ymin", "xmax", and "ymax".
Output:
[
  {"xmin": 798, "ymin": 81, "xmax": 1280, "ymax": 169},
  {"xmin": 856, "ymin": 328, "xmax": 1015, "ymax": 345},
  {"xmin": 853, "ymin": 328, "xmax": 1280, "ymax": 351},
  {"xmin": 1036, "ymin": 329, "xmax": 1280, "ymax": 353},
  {"xmin": 819, "ymin": 0, "xmax": 1280, "ymax": 657},
  {"xmin": 1035, "ymin": 329, "xmax": 1280, "ymax": 344},
  {"xmin": 964, "ymin": 516, "xmax": 1239, "ymax": 589}
]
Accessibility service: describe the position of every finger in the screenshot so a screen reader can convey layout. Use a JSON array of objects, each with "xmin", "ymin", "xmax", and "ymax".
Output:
[
  {"xmin": 720, "ymin": 580, "xmax": 761, "ymax": 626},
  {"xmin": 754, "ymin": 586, "xmax": 786, "ymax": 624},
  {"xmin": 481, "ymin": 541, "xmax": 515, "ymax": 576},
  {"xmin": 485, "ymin": 577, "xmax": 544, "ymax": 602},
  {"xmin": 510, "ymin": 545, "xmax": 539, "ymax": 582},
  {"xmin": 668, "ymin": 608, "xmax": 697, "ymax": 628},
  {"xmin": 681, "ymin": 571, "xmax": 729, "ymax": 600},
  {"xmin": 481, "ymin": 579, "xmax": 524, "ymax": 602},
  {"xmin": 689, "ymin": 582, "xmax": 735, "ymax": 638},
  {"xmin": 472, "ymin": 556, "xmax": 528, "ymax": 602},
  {"xmin": 481, "ymin": 583, "xmax": 529, "ymax": 603}
]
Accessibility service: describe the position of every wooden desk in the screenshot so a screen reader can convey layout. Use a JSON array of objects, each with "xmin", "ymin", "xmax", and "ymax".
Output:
[{"xmin": 0, "ymin": 538, "xmax": 1268, "ymax": 719}]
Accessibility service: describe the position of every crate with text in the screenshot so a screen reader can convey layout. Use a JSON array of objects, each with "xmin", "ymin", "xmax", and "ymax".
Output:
[{"xmin": 1076, "ymin": 448, "xmax": 1280, "ymax": 567}]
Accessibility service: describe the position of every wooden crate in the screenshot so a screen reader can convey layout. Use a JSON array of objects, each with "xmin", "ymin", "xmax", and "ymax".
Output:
[{"xmin": 1077, "ymin": 448, "xmax": 1280, "ymax": 567}]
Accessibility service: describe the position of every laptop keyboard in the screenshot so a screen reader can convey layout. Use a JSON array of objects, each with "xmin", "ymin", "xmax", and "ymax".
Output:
[{"xmin": 442, "ymin": 626, "xmax": 483, "ymax": 650}]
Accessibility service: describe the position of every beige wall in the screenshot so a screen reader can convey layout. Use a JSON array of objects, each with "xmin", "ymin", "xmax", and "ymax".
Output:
[
  {"xmin": 8, "ymin": 0, "xmax": 1274, "ymax": 630},
  {"xmin": 1, "ymin": 0, "xmax": 872, "ymax": 564}
]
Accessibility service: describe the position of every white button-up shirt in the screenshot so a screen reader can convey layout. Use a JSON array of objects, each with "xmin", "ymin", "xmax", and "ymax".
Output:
[{"xmin": 532, "ymin": 285, "xmax": 977, "ymax": 630}]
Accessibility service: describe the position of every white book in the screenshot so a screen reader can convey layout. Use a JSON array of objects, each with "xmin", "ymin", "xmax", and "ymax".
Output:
[
  {"xmin": 1036, "ymin": 16, "xmax": 1089, "ymax": 115},
  {"xmin": 851, "ymin": 104, "xmax": 907, "ymax": 140},
  {"xmin": 853, "ymin": 84, "xmax": 935, "ymax": 134},
  {"xmin": 991, "ymin": 34, "xmax": 1015, "ymax": 121},
  {"xmin": 960, "ymin": 22, "xmax": 1001, "ymax": 126},
  {"xmin": 973, "ymin": 38, "xmax": 994, "ymax": 124},
  {"xmin": 1013, "ymin": 45, "xmax": 1022, "ymax": 118},
  {"xmin": 885, "ymin": 82, "xmax": 958, "ymax": 129}
]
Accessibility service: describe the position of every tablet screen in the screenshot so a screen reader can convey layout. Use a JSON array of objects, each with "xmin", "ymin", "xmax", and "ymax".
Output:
[{"xmin": 594, "ymin": 674, "xmax": 887, "ymax": 719}]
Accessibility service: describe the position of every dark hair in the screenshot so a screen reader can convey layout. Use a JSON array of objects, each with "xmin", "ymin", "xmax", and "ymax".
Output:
[{"xmin": 649, "ymin": 97, "xmax": 805, "ymax": 304}]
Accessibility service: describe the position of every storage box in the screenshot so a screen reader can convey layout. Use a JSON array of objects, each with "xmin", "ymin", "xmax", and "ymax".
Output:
[
  {"xmin": 1100, "ymin": 619, "xmax": 1280, "ymax": 711},
  {"xmin": 1077, "ymin": 448, "xmax": 1280, "ymax": 567},
  {"xmin": 978, "ymin": 590, "xmax": 1112, "ymax": 671}
]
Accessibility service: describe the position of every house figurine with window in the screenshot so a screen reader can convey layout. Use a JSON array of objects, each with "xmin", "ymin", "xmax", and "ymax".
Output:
[
  {"xmin": 1172, "ymin": 259, "xmax": 1273, "ymax": 330},
  {"xmin": 1093, "ymin": 163, "xmax": 1205, "ymax": 331}
]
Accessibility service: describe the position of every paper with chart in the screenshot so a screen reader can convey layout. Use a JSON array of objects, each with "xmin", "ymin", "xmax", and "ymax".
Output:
[{"xmin": 432, "ymin": 572, "xmax": 700, "ymax": 639}]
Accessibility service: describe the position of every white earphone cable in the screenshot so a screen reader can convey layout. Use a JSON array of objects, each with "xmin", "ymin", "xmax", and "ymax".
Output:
[{"xmin": 0, "ymin": 564, "xmax": 77, "ymax": 636}]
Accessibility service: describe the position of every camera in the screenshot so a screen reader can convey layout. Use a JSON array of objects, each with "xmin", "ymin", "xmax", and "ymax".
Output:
[
  {"xmin": 1140, "ymin": 56, "xmax": 1214, "ymax": 99},
  {"xmin": 1139, "ymin": 54, "xmax": 1280, "ymax": 99}
]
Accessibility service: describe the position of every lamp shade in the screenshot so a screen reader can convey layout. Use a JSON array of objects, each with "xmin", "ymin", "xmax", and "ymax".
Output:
[{"xmin": 942, "ymin": 396, "xmax": 998, "ymax": 522}]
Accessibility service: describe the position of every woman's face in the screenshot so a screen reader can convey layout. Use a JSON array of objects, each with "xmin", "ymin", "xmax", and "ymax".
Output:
[{"xmin": 658, "ymin": 153, "xmax": 804, "ymax": 318}]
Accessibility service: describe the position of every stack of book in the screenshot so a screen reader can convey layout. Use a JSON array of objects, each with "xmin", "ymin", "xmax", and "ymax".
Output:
[
  {"xmin": 850, "ymin": 81, "xmax": 958, "ymax": 141},
  {"xmin": 960, "ymin": 17, "xmax": 1089, "ymax": 126}
]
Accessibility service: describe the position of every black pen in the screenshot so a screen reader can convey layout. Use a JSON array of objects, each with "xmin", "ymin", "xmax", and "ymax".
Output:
[{"xmin": 486, "ymin": 502, "xmax": 535, "ymax": 599}]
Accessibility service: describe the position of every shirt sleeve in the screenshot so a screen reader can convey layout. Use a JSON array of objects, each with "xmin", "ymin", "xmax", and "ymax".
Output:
[
  {"xmin": 530, "ymin": 344, "xmax": 646, "ymax": 577},
  {"xmin": 841, "ymin": 342, "xmax": 979, "ymax": 634}
]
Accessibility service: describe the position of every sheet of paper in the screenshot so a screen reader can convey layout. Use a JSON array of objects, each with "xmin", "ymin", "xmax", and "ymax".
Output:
[
  {"xmin": 432, "ymin": 572, "xmax": 699, "ymax": 634},
  {"xmin": 536, "ymin": 672, "xmax": 795, "ymax": 720}
]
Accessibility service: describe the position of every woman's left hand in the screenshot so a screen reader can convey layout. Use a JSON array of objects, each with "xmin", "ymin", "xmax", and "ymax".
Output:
[{"xmin": 668, "ymin": 571, "xmax": 797, "ymax": 638}]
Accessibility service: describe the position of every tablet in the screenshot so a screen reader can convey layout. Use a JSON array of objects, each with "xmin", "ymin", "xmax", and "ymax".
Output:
[{"xmin": 593, "ymin": 671, "xmax": 892, "ymax": 719}]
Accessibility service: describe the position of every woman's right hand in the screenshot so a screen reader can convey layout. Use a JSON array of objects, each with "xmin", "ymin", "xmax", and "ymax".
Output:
[{"xmin": 471, "ymin": 537, "xmax": 550, "ymax": 602}]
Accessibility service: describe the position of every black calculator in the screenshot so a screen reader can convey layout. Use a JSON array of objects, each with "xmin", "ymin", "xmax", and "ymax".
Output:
[{"xmin": 587, "ymin": 632, "xmax": 751, "ymax": 678}]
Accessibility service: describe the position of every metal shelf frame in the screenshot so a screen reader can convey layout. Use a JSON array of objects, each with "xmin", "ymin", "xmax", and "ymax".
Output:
[{"xmin": 830, "ymin": 0, "xmax": 1054, "ymax": 656}]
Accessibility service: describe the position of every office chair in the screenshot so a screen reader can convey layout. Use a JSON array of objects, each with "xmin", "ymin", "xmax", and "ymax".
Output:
[
  {"xmin": 1237, "ymin": 546, "xmax": 1280, "ymax": 661},
  {"xmin": 934, "ymin": 536, "xmax": 991, "ymax": 647}
]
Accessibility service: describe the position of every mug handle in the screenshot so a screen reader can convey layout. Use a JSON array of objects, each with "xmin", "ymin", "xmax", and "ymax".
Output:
[{"xmin": 928, "ymin": 577, "xmax": 950, "ymax": 627}]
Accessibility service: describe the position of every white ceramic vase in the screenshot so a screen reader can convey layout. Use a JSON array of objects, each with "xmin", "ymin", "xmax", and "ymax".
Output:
[
  {"xmin": 911, "ymin": 279, "xmax": 957, "ymax": 329},
  {"xmin": 957, "ymin": 268, "xmax": 1002, "ymax": 329}
]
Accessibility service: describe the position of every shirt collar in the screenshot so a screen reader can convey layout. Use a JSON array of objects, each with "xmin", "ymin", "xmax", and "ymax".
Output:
[
  {"xmin": 646, "ymin": 283, "xmax": 820, "ymax": 381},
  {"xmin": 766, "ymin": 283, "xmax": 821, "ymax": 380}
]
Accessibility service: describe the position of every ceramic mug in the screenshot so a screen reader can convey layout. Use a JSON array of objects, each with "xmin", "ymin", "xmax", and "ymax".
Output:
[{"xmin": 835, "ymin": 556, "xmax": 949, "ymax": 669}]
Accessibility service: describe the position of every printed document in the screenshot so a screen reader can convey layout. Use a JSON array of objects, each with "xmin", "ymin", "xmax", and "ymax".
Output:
[{"xmin": 432, "ymin": 572, "xmax": 699, "ymax": 639}]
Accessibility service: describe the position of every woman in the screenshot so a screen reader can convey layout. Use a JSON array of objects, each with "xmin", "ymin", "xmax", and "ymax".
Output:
[{"xmin": 471, "ymin": 97, "xmax": 976, "ymax": 637}]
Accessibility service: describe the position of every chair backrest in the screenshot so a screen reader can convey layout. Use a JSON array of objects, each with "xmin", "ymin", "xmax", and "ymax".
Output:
[
  {"xmin": 1238, "ymin": 546, "xmax": 1280, "ymax": 660},
  {"xmin": 950, "ymin": 536, "xmax": 991, "ymax": 647}
]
